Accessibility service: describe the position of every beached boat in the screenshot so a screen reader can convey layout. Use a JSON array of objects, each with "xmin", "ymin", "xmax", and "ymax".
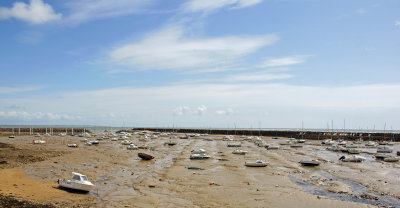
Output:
[
  {"xmin": 397, "ymin": 151, "xmax": 400, "ymax": 156},
  {"xmin": 67, "ymin": 144, "xmax": 78, "ymax": 148},
  {"xmin": 339, "ymin": 155, "xmax": 364, "ymax": 162},
  {"xmin": 138, "ymin": 153, "xmax": 154, "ymax": 160},
  {"xmin": 35, "ymin": 133, "xmax": 41, "ymax": 137},
  {"xmin": 297, "ymin": 139, "xmax": 306, "ymax": 143},
  {"xmin": 299, "ymin": 160, "xmax": 320, "ymax": 166},
  {"xmin": 227, "ymin": 142, "xmax": 241, "ymax": 147},
  {"xmin": 267, "ymin": 145, "xmax": 279, "ymax": 150},
  {"xmin": 111, "ymin": 137, "xmax": 118, "ymax": 141},
  {"xmin": 347, "ymin": 148, "xmax": 360, "ymax": 154},
  {"xmin": 322, "ymin": 139, "xmax": 335, "ymax": 145},
  {"xmin": 121, "ymin": 140, "xmax": 131, "ymax": 145},
  {"xmin": 326, "ymin": 145, "xmax": 345, "ymax": 152},
  {"xmin": 91, "ymin": 140, "xmax": 99, "ymax": 145},
  {"xmin": 190, "ymin": 153, "xmax": 211, "ymax": 159},
  {"xmin": 377, "ymin": 146, "xmax": 393, "ymax": 153},
  {"xmin": 384, "ymin": 157, "xmax": 399, "ymax": 162},
  {"xmin": 58, "ymin": 172, "xmax": 94, "ymax": 192},
  {"xmin": 375, "ymin": 154, "xmax": 389, "ymax": 160},
  {"xmin": 245, "ymin": 160, "xmax": 268, "ymax": 167},
  {"xmin": 232, "ymin": 149, "xmax": 247, "ymax": 155},
  {"xmin": 290, "ymin": 144, "xmax": 303, "ymax": 148},
  {"xmin": 9, "ymin": 135, "xmax": 15, "ymax": 138},
  {"xmin": 33, "ymin": 140, "xmax": 46, "ymax": 144},
  {"xmin": 127, "ymin": 144, "xmax": 138, "ymax": 150},
  {"xmin": 191, "ymin": 149, "xmax": 207, "ymax": 154},
  {"xmin": 365, "ymin": 141, "xmax": 377, "ymax": 146},
  {"xmin": 165, "ymin": 140, "xmax": 177, "ymax": 146}
]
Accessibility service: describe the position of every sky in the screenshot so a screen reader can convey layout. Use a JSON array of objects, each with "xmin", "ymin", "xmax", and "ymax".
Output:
[{"xmin": 0, "ymin": 0, "xmax": 400, "ymax": 130}]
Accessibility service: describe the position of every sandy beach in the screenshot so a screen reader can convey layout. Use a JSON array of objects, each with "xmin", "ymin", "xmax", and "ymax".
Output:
[{"xmin": 1, "ymin": 132, "xmax": 399, "ymax": 207}]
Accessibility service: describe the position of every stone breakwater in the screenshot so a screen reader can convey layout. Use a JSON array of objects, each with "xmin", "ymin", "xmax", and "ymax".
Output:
[{"xmin": 131, "ymin": 128, "xmax": 399, "ymax": 141}]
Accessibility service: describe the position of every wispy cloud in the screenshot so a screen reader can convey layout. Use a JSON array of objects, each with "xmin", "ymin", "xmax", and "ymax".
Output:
[
  {"xmin": 396, "ymin": 21, "xmax": 400, "ymax": 27},
  {"xmin": 0, "ymin": 0, "xmax": 61, "ymax": 24},
  {"xmin": 0, "ymin": 111, "xmax": 79, "ymax": 121},
  {"xmin": 0, "ymin": 86, "xmax": 45, "ymax": 94},
  {"xmin": 355, "ymin": 8, "xmax": 366, "ymax": 14},
  {"xmin": 257, "ymin": 55, "xmax": 312, "ymax": 68},
  {"xmin": 173, "ymin": 105, "xmax": 208, "ymax": 116},
  {"xmin": 108, "ymin": 24, "xmax": 278, "ymax": 72},
  {"xmin": 64, "ymin": 0, "xmax": 156, "ymax": 25},
  {"xmin": 183, "ymin": 0, "xmax": 262, "ymax": 13}
]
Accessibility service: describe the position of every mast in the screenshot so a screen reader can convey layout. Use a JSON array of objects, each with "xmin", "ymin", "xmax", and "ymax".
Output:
[{"xmin": 331, "ymin": 120, "xmax": 334, "ymax": 140}]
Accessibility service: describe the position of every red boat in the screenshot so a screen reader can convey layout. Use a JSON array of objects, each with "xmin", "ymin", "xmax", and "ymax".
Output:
[
  {"xmin": 397, "ymin": 151, "xmax": 400, "ymax": 156},
  {"xmin": 138, "ymin": 153, "xmax": 154, "ymax": 160}
]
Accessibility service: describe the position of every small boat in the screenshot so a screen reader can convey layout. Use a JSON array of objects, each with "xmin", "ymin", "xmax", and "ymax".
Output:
[
  {"xmin": 347, "ymin": 148, "xmax": 360, "ymax": 154},
  {"xmin": 232, "ymin": 149, "xmax": 247, "ymax": 155},
  {"xmin": 121, "ymin": 140, "xmax": 131, "ymax": 145},
  {"xmin": 33, "ymin": 140, "xmax": 46, "ymax": 144},
  {"xmin": 165, "ymin": 140, "xmax": 177, "ymax": 146},
  {"xmin": 267, "ymin": 145, "xmax": 279, "ymax": 150},
  {"xmin": 326, "ymin": 145, "xmax": 345, "ymax": 152},
  {"xmin": 338, "ymin": 140, "xmax": 347, "ymax": 146},
  {"xmin": 397, "ymin": 151, "xmax": 400, "ymax": 156},
  {"xmin": 190, "ymin": 153, "xmax": 211, "ymax": 159},
  {"xmin": 35, "ymin": 133, "xmax": 41, "ymax": 137},
  {"xmin": 375, "ymin": 154, "xmax": 388, "ymax": 160},
  {"xmin": 365, "ymin": 141, "xmax": 377, "ymax": 146},
  {"xmin": 297, "ymin": 139, "xmax": 306, "ymax": 143},
  {"xmin": 9, "ymin": 135, "xmax": 15, "ymax": 138},
  {"xmin": 227, "ymin": 142, "xmax": 242, "ymax": 147},
  {"xmin": 377, "ymin": 146, "xmax": 393, "ymax": 153},
  {"xmin": 127, "ymin": 144, "xmax": 138, "ymax": 150},
  {"xmin": 290, "ymin": 144, "xmax": 303, "ymax": 148},
  {"xmin": 322, "ymin": 139, "xmax": 335, "ymax": 145},
  {"xmin": 58, "ymin": 172, "xmax": 94, "ymax": 192},
  {"xmin": 111, "ymin": 137, "xmax": 118, "ymax": 141},
  {"xmin": 91, "ymin": 140, "xmax": 99, "ymax": 145},
  {"xmin": 339, "ymin": 155, "xmax": 364, "ymax": 162},
  {"xmin": 384, "ymin": 157, "xmax": 399, "ymax": 162},
  {"xmin": 191, "ymin": 149, "xmax": 207, "ymax": 154},
  {"xmin": 188, "ymin": 166, "xmax": 201, "ymax": 169},
  {"xmin": 245, "ymin": 160, "xmax": 268, "ymax": 167},
  {"xmin": 67, "ymin": 144, "xmax": 78, "ymax": 148},
  {"xmin": 138, "ymin": 153, "xmax": 154, "ymax": 160},
  {"xmin": 80, "ymin": 138, "xmax": 88, "ymax": 142},
  {"xmin": 299, "ymin": 160, "xmax": 320, "ymax": 166}
]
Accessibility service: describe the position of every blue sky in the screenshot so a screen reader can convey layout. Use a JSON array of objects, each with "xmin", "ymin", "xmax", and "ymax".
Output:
[{"xmin": 0, "ymin": 0, "xmax": 400, "ymax": 130}]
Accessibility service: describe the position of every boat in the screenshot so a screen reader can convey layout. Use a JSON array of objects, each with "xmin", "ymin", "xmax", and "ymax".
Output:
[
  {"xmin": 326, "ymin": 145, "xmax": 345, "ymax": 152},
  {"xmin": 267, "ymin": 145, "xmax": 279, "ymax": 150},
  {"xmin": 33, "ymin": 140, "xmax": 46, "ymax": 144},
  {"xmin": 347, "ymin": 148, "xmax": 360, "ymax": 154},
  {"xmin": 299, "ymin": 160, "xmax": 320, "ymax": 166},
  {"xmin": 297, "ymin": 139, "xmax": 306, "ymax": 143},
  {"xmin": 377, "ymin": 146, "xmax": 393, "ymax": 153},
  {"xmin": 138, "ymin": 153, "xmax": 154, "ymax": 160},
  {"xmin": 121, "ymin": 140, "xmax": 131, "ymax": 145},
  {"xmin": 245, "ymin": 160, "xmax": 268, "ymax": 167},
  {"xmin": 339, "ymin": 155, "xmax": 364, "ymax": 162},
  {"xmin": 190, "ymin": 153, "xmax": 211, "ymax": 159},
  {"xmin": 397, "ymin": 151, "xmax": 400, "ymax": 156},
  {"xmin": 165, "ymin": 140, "xmax": 177, "ymax": 146},
  {"xmin": 127, "ymin": 144, "xmax": 138, "ymax": 150},
  {"xmin": 90, "ymin": 140, "xmax": 99, "ymax": 145},
  {"xmin": 365, "ymin": 141, "xmax": 377, "ymax": 146},
  {"xmin": 191, "ymin": 149, "xmax": 207, "ymax": 154},
  {"xmin": 58, "ymin": 172, "xmax": 94, "ymax": 192},
  {"xmin": 290, "ymin": 144, "xmax": 303, "ymax": 148},
  {"xmin": 384, "ymin": 157, "xmax": 399, "ymax": 162},
  {"xmin": 67, "ymin": 144, "xmax": 78, "ymax": 148},
  {"xmin": 375, "ymin": 154, "xmax": 389, "ymax": 160},
  {"xmin": 35, "ymin": 133, "xmax": 41, "ymax": 137},
  {"xmin": 9, "ymin": 135, "xmax": 15, "ymax": 138},
  {"xmin": 322, "ymin": 139, "xmax": 335, "ymax": 145},
  {"xmin": 232, "ymin": 149, "xmax": 247, "ymax": 155},
  {"xmin": 227, "ymin": 142, "xmax": 241, "ymax": 147},
  {"xmin": 111, "ymin": 137, "xmax": 118, "ymax": 141}
]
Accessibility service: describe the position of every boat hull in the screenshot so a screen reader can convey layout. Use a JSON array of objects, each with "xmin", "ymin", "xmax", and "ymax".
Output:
[{"xmin": 58, "ymin": 180, "xmax": 94, "ymax": 192}]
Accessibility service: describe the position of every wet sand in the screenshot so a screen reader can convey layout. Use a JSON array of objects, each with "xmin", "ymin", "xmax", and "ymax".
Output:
[{"xmin": 1, "ymin": 134, "xmax": 398, "ymax": 207}]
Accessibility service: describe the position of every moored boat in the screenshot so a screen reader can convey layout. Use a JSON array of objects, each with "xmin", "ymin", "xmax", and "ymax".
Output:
[
  {"xmin": 299, "ymin": 160, "xmax": 320, "ymax": 166},
  {"xmin": 190, "ymin": 153, "xmax": 211, "ymax": 159},
  {"xmin": 232, "ymin": 149, "xmax": 247, "ymax": 155},
  {"xmin": 245, "ymin": 160, "xmax": 268, "ymax": 167}
]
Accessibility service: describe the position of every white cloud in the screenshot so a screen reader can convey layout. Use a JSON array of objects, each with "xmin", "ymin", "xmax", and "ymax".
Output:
[
  {"xmin": 0, "ymin": 111, "xmax": 78, "ymax": 121},
  {"xmin": 0, "ymin": 86, "xmax": 44, "ymax": 94},
  {"xmin": 64, "ymin": 0, "xmax": 156, "ymax": 24},
  {"xmin": 183, "ymin": 0, "xmax": 262, "ymax": 13},
  {"xmin": 396, "ymin": 21, "xmax": 400, "ymax": 27},
  {"xmin": 216, "ymin": 108, "xmax": 234, "ymax": 116},
  {"xmin": 173, "ymin": 106, "xmax": 191, "ymax": 116},
  {"xmin": 108, "ymin": 25, "xmax": 278, "ymax": 72},
  {"xmin": 0, "ymin": 0, "xmax": 61, "ymax": 24},
  {"xmin": 195, "ymin": 105, "xmax": 207, "ymax": 115},
  {"xmin": 257, "ymin": 55, "xmax": 312, "ymax": 68}
]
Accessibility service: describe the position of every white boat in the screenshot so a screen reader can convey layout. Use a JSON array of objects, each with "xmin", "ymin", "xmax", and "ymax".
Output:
[
  {"xmin": 58, "ymin": 172, "xmax": 94, "ymax": 192},
  {"xmin": 377, "ymin": 146, "xmax": 393, "ymax": 153},
  {"xmin": 227, "ymin": 142, "xmax": 241, "ymax": 147},
  {"xmin": 165, "ymin": 140, "xmax": 177, "ymax": 146},
  {"xmin": 9, "ymin": 135, "xmax": 15, "ymax": 138},
  {"xmin": 33, "ymin": 140, "xmax": 46, "ymax": 144},
  {"xmin": 339, "ymin": 155, "xmax": 365, "ymax": 162},
  {"xmin": 35, "ymin": 133, "xmax": 41, "ymax": 137},
  {"xmin": 127, "ymin": 144, "xmax": 138, "ymax": 150},
  {"xmin": 365, "ymin": 141, "xmax": 377, "ymax": 146},
  {"xmin": 80, "ymin": 138, "xmax": 88, "ymax": 142},
  {"xmin": 111, "ymin": 137, "xmax": 118, "ymax": 141},
  {"xmin": 384, "ymin": 157, "xmax": 399, "ymax": 162},
  {"xmin": 347, "ymin": 148, "xmax": 360, "ymax": 154},
  {"xmin": 245, "ymin": 160, "xmax": 268, "ymax": 167},
  {"xmin": 121, "ymin": 140, "xmax": 131, "ymax": 145},
  {"xmin": 232, "ymin": 149, "xmax": 247, "ymax": 155},
  {"xmin": 190, "ymin": 153, "xmax": 211, "ymax": 159},
  {"xmin": 191, "ymin": 149, "xmax": 207, "ymax": 154},
  {"xmin": 67, "ymin": 144, "xmax": 78, "ymax": 148},
  {"xmin": 267, "ymin": 145, "xmax": 279, "ymax": 150}
]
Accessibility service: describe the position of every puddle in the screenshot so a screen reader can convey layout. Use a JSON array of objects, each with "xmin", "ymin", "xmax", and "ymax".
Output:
[{"xmin": 289, "ymin": 169, "xmax": 400, "ymax": 207}]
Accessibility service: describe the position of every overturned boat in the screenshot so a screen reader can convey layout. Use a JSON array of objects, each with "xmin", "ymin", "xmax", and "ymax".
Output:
[{"xmin": 58, "ymin": 172, "xmax": 94, "ymax": 192}]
